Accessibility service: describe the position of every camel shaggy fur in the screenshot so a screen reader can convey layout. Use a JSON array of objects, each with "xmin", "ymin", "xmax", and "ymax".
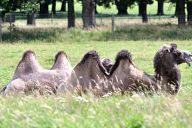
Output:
[
  {"xmin": 69, "ymin": 51, "xmax": 110, "ymax": 95},
  {"xmin": 109, "ymin": 50, "xmax": 158, "ymax": 94},
  {"xmin": 2, "ymin": 50, "xmax": 72, "ymax": 95},
  {"xmin": 109, "ymin": 44, "xmax": 192, "ymax": 94}
]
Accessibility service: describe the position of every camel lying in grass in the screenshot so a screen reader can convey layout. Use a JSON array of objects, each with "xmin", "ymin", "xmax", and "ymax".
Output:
[
  {"xmin": 2, "ymin": 44, "xmax": 192, "ymax": 96},
  {"xmin": 71, "ymin": 44, "xmax": 192, "ymax": 95},
  {"xmin": 110, "ymin": 44, "xmax": 192, "ymax": 94},
  {"xmin": 2, "ymin": 50, "xmax": 72, "ymax": 95},
  {"xmin": 69, "ymin": 51, "xmax": 110, "ymax": 95}
]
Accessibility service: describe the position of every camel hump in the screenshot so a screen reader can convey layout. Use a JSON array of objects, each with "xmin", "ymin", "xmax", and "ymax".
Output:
[
  {"xmin": 13, "ymin": 50, "xmax": 41, "ymax": 79},
  {"xmin": 115, "ymin": 50, "xmax": 132, "ymax": 63},
  {"xmin": 80, "ymin": 50, "xmax": 99, "ymax": 64},
  {"xmin": 110, "ymin": 50, "xmax": 132, "ymax": 76},
  {"xmin": 78, "ymin": 50, "xmax": 107, "ymax": 73},
  {"xmin": 51, "ymin": 51, "xmax": 70, "ymax": 70}
]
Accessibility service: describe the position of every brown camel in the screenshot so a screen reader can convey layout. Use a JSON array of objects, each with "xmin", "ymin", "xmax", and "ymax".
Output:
[
  {"xmin": 71, "ymin": 44, "xmax": 192, "ymax": 95},
  {"xmin": 109, "ymin": 44, "xmax": 192, "ymax": 95},
  {"xmin": 69, "ymin": 51, "xmax": 110, "ymax": 95},
  {"xmin": 2, "ymin": 50, "xmax": 72, "ymax": 95}
]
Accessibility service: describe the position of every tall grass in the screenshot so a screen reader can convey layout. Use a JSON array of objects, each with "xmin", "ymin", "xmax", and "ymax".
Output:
[
  {"xmin": 2, "ymin": 24, "xmax": 192, "ymax": 43},
  {"xmin": 1, "ymin": 17, "xmax": 192, "ymax": 127}
]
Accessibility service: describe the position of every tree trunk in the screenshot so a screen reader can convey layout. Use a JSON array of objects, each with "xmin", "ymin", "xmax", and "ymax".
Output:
[
  {"xmin": 140, "ymin": 1, "xmax": 148, "ymax": 23},
  {"xmin": 61, "ymin": 0, "xmax": 67, "ymax": 12},
  {"xmin": 27, "ymin": 13, "xmax": 36, "ymax": 25},
  {"xmin": 174, "ymin": 0, "xmax": 179, "ymax": 16},
  {"xmin": 82, "ymin": 0, "xmax": 96, "ymax": 28},
  {"xmin": 68, "ymin": 0, "xmax": 75, "ymax": 28},
  {"xmin": 157, "ymin": 0, "xmax": 164, "ymax": 16},
  {"xmin": 187, "ymin": 1, "xmax": 192, "ymax": 25},
  {"xmin": 95, "ymin": 4, "xmax": 98, "ymax": 14},
  {"xmin": 177, "ymin": 0, "xmax": 186, "ymax": 26},
  {"xmin": 52, "ymin": 0, "xmax": 56, "ymax": 14},
  {"xmin": 39, "ymin": 2, "xmax": 49, "ymax": 18},
  {"xmin": 115, "ymin": 0, "xmax": 128, "ymax": 15},
  {"xmin": 138, "ymin": 3, "xmax": 142, "ymax": 16},
  {"xmin": 0, "ymin": 18, "xmax": 2, "ymax": 42}
]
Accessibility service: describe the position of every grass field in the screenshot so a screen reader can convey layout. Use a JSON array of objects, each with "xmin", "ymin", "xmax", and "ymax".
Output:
[
  {"xmin": 0, "ymin": 3, "xmax": 192, "ymax": 126},
  {"xmin": 1, "ymin": 30, "xmax": 192, "ymax": 127}
]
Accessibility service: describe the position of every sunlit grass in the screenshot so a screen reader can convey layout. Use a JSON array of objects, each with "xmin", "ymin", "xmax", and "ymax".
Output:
[
  {"xmin": 1, "ymin": 16, "xmax": 192, "ymax": 128},
  {"xmin": 0, "ymin": 40, "xmax": 192, "ymax": 127}
]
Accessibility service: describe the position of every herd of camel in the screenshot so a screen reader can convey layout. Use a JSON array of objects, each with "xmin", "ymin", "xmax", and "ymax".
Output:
[{"xmin": 1, "ymin": 44, "xmax": 192, "ymax": 96}]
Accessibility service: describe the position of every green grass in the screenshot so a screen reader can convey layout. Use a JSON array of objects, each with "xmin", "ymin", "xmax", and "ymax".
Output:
[
  {"xmin": 3, "ymin": 24, "xmax": 192, "ymax": 42},
  {"xmin": 0, "ymin": 12, "xmax": 192, "ymax": 127},
  {"xmin": 0, "ymin": 39, "xmax": 192, "ymax": 127}
]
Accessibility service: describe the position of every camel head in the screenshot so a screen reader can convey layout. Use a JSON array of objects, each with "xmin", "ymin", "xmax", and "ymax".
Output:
[
  {"xmin": 102, "ymin": 58, "xmax": 113, "ymax": 73},
  {"xmin": 154, "ymin": 44, "xmax": 192, "ymax": 94}
]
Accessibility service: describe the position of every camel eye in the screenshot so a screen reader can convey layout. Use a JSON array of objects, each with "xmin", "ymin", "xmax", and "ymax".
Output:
[
  {"xmin": 178, "ymin": 52, "xmax": 182, "ymax": 56},
  {"xmin": 174, "ymin": 51, "xmax": 181, "ymax": 57}
]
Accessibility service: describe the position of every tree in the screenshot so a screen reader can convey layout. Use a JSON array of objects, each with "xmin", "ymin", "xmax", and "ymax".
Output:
[
  {"xmin": 0, "ymin": 0, "xmax": 22, "ymax": 18},
  {"xmin": 97, "ymin": 0, "xmax": 135, "ymax": 15},
  {"xmin": 140, "ymin": 0, "xmax": 148, "ymax": 22},
  {"xmin": 23, "ymin": 0, "xmax": 39, "ymax": 25},
  {"xmin": 52, "ymin": 0, "xmax": 56, "ymax": 14},
  {"xmin": 68, "ymin": 0, "xmax": 75, "ymax": 28},
  {"xmin": 138, "ymin": 2, "xmax": 142, "ymax": 16},
  {"xmin": 61, "ymin": 0, "xmax": 67, "ymax": 11},
  {"xmin": 169, "ymin": 0, "xmax": 178, "ymax": 16},
  {"xmin": 39, "ymin": 1, "xmax": 49, "ymax": 17},
  {"xmin": 115, "ymin": 0, "xmax": 135, "ymax": 15},
  {"xmin": 137, "ymin": 0, "xmax": 153, "ymax": 17},
  {"xmin": 136, "ymin": 0, "xmax": 153, "ymax": 23},
  {"xmin": 0, "ymin": 0, "xmax": 38, "ymax": 25},
  {"xmin": 177, "ymin": 0, "xmax": 186, "ymax": 25},
  {"xmin": 82, "ymin": 0, "xmax": 96, "ymax": 28},
  {"xmin": 187, "ymin": 0, "xmax": 192, "ymax": 25},
  {"xmin": 157, "ymin": 0, "xmax": 164, "ymax": 15}
]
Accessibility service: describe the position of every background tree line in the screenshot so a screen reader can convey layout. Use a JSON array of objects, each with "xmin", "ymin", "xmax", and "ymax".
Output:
[{"xmin": 0, "ymin": 0, "xmax": 192, "ymax": 28}]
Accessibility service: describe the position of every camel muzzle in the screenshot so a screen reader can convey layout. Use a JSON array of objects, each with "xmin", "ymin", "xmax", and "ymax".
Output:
[{"xmin": 182, "ymin": 50, "xmax": 192, "ymax": 66}]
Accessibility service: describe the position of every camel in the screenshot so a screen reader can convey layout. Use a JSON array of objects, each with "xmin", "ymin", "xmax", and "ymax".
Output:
[
  {"xmin": 2, "ymin": 50, "xmax": 72, "ymax": 95},
  {"xmin": 109, "ymin": 50, "xmax": 158, "ymax": 94},
  {"xmin": 109, "ymin": 44, "xmax": 192, "ymax": 95},
  {"xmin": 69, "ymin": 50, "xmax": 110, "ymax": 95},
  {"xmin": 70, "ymin": 44, "xmax": 192, "ymax": 95}
]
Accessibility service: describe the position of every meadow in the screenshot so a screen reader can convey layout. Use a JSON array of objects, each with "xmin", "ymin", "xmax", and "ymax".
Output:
[
  {"xmin": 1, "ymin": 27, "xmax": 192, "ymax": 127},
  {"xmin": 0, "ymin": 2, "xmax": 192, "ymax": 128}
]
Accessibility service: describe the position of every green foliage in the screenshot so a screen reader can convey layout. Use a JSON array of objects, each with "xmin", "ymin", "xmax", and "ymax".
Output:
[
  {"xmin": 0, "ymin": 0, "xmax": 22, "ymax": 17},
  {"xmin": 21, "ymin": 0, "xmax": 39, "ymax": 13},
  {"xmin": 0, "ymin": 0, "xmax": 53, "ymax": 16}
]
